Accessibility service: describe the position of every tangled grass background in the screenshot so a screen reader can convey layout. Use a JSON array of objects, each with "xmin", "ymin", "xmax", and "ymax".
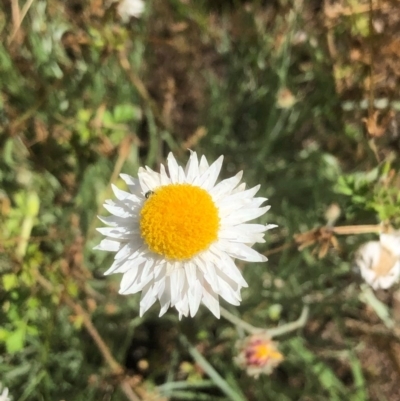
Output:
[{"xmin": 1, "ymin": 0, "xmax": 400, "ymax": 400}]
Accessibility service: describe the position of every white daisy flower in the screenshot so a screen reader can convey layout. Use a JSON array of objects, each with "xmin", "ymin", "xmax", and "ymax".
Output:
[
  {"xmin": 117, "ymin": 0, "xmax": 145, "ymax": 22},
  {"xmin": 355, "ymin": 233, "xmax": 400, "ymax": 290},
  {"xmin": 0, "ymin": 383, "xmax": 10, "ymax": 401},
  {"xmin": 95, "ymin": 151, "xmax": 275, "ymax": 318}
]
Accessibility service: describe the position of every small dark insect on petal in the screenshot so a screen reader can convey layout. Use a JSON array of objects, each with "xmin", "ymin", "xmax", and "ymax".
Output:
[{"xmin": 145, "ymin": 191, "xmax": 154, "ymax": 199}]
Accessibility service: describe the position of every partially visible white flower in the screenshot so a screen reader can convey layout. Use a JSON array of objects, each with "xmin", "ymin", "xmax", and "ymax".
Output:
[
  {"xmin": 117, "ymin": 0, "xmax": 145, "ymax": 22},
  {"xmin": 355, "ymin": 233, "xmax": 400, "ymax": 290},
  {"xmin": 380, "ymin": 233, "xmax": 400, "ymax": 257},
  {"xmin": 0, "ymin": 383, "xmax": 11, "ymax": 401},
  {"xmin": 95, "ymin": 151, "xmax": 275, "ymax": 318}
]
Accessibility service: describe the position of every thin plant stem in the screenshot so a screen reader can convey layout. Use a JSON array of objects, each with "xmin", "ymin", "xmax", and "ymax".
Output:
[
  {"xmin": 266, "ymin": 305, "xmax": 309, "ymax": 338},
  {"xmin": 179, "ymin": 334, "xmax": 246, "ymax": 401},
  {"xmin": 220, "ymin": 305, "xmax": 309, "ymax": 338},
  {"xmin": 220, "ymin": 307, "xmax": 263, "ymax": 335},
  {"xmin": 16, "ymin": 190, "xmax": 39, "ymax": 259}
]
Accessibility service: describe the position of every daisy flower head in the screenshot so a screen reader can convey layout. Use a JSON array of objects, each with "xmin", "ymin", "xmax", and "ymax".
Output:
[
  {"xmin": 355, "ymin": 233, "xmax": 400, "ymax": 290},
  {"xmin": 235, "ymin": 334, "xmax": 283, "ymax": 378},
  {"xmin": 95, "ymin": 151, "xmax": 275, "ymax": 318}
]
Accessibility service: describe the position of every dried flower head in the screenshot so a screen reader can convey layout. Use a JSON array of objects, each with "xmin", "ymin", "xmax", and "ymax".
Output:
[
  {"xmin": 235, "ymin": 334, "xmax": 283, "ymax": 378},
  {"xmin": 355, "ymin": 233, "xmax": 400, "ymax": 290}
]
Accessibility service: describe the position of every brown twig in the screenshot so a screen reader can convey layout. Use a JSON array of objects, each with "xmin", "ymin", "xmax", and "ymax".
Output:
[
  {"xmin": 117, "ymin": 50, "xmax": 179, "ymax": 155},
  {"xmin": 332, "ymin": 224, "xmax": 382, "ymax": 235},
  {"xmin": 264, "ymin": 241, "xmax": 294, "ymax": 257},
  {"xmin": 345, "ymin": 318, "xmax": 400, "ymax": 343},
  {"xmin": 10, "ymin": 0, "xmax": 21, "ymax": 38},
  {"xmin": 118, "ymin": 50, "xmax": 170, "ymax": 132},
  {"xmin": 65, "ymin": 296, "xmax": 123, "ymax": 373},
  {"xmin": 8, "ymin": 0, "xmax": 36, "ymax": 44}
]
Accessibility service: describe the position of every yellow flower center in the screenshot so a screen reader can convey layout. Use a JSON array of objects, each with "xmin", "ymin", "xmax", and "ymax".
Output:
[
  {"xmin": 253, "ymin": 343, "xmax": 283, "ymax": 362},
  {"xmin": 139, "ymin": 184, "xmax": 220, "ymax": 260}
]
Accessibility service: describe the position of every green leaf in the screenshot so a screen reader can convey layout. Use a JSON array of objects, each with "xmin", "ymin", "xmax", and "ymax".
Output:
[
  {"xmin": 113, "ymin": 104, "xmax": 141, "ymax": 123},
  {"xmin": 6, "ymin": 325, "xmax": 26, "ymax": 354},
  {"xmin": 288, "ymin": 338, "xmax": 348, "ymax": 401},
  {"xmin": 2, "ymin": 273, "xmax": 18, "ymax": 291}
]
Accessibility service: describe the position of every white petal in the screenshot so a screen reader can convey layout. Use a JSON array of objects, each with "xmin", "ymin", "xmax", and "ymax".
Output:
[
  {"xmin": 202, "ymin": 261, "xmax": 220, "ymax": 293},
  {"xmin": 96, "ymin": 227, "xmax": 138, "ymax": 239},
  {"xmin": 167, "ymin": 153, "xmax": 180, "ymax": 183},
  {"xmin": 121, "ymin": 260, "xmax": 154, "ymax": 294},
  {"xmin": 104, "ymin": 256, "xmax": 146, "ymax": 275},
  {"xmin": 232, "ymin": 182, "xmax": 246, "ymax": 194},
  {"xmin": 159, "ymin": 164, "xmax": 171, "ymax": 185},
  {"xmin": 94, "ymin": 239, "xmax": 122, "ymax": 252},
  {"xmin": 188, "ymin": 280, "xmax": 202, "ymax": 317},
  {"xmin": 200, "ymin": 156, "xmax": 223, "ymax": 190},
  {"xmin": 208, "ymin": 245, "xmax": 248, "ymax": 287},
  {"xmin": 115, "ymin": 241, "xmax": 142, "ymax": 260},
  {"xmin": 225, "ymin": 223, "xmax": 269, "ymax": 234},
  {"xmin": 177, "ymin": 166, "xmax": 186, "ymax": 183},
  {"xmin": 217, "ymin": 197, "xmax": 267, "ymax": 219},
  {"xmin": 97, "ymin": 215, "xmax": 119, "ymax": 227},
  {"xmin": 380, "ymin": 233, "xmax": 400, "ymax": 257},
  {"xmin": 158, "ymin": 276, "xmax": 171, "ymax": 316},
  {"xmin": 154, "ymin": 261, "xmax": 167, "ymax": 280},
  {"xmin": 155, "ymin": 276, "xmax": 166, "ymax": 298},
  {"xmin": 210, "ymin": 171, "xmax": 243, "ymax": 200},
  {"xmin": 175, "ymin": 295, "xmax": 189, "ymax": 319},
  {"xmin": 137, "ymin": 169, "xmax": 151, "ymax": 193},
  {"xmin": 201, "ymin": 284, "xmax": 220, "ymax": 318},
  {"xmin": 356, "ymin": 241, "xmax": 381, "ymax": 270},
  {"xmin": 159, "ymin": 302, "xmax": 170, "ymax": 317},
  {"xmin": 377, "ymin": 275, "xmax": 398, "ymax": 289},
  {"xmin": 377, "ymin": 261, "xmax": 400, "ymax": 289},
  {"xmin": 170, "ymin": 267, "xmax": 185, "ymax": 305},
  {"xmin": 103, "ymin": 202, "xmax": 133, "ymax": 218},
  {"xmin": 119, "ymin": 267, "xmax": 141, "ymax": 293},
  {"xmin": 111, "ymin": 184, "xmax": 133, "ymax": 201},
  {"xmin": 120, "ymin": 174, "xmax": 142, "ymax": 195},
  {"xmin": 217, "ymin": 240, "xmax": 267, "ymax": 262},
  {"xmin": 199, "ymin": 155, "xmax": 209, "ymax": 174},
  {"xmin": 138, "ymin": 168, "xmax": 161, "ymax": 191},
  {"xmin": 217, "ymin": 276, "xmax": 241, "ymax": 305},
  {"xmin": 184, "ymin": 151, "xmax": 199, "ymax": 183},
  {"xmin": 360, "ymin": 264, "xmax": 377, "ymax": 285},
  {"xmin": 219, "ymin": 227, "xmax": 265, "ymax": 243},
  {"xmin": 246, "ymin": 197, "xmax": 269, "ymax": 208},
  {"xmin": 98, "ymin": 214, "xmax": 138, "ymax": 227},
  {"xmin": 221, "ymin": 205, "xmax": 271, "ymax": 226},
  {"xmin": 140, "ymin": 282, "xmax": 157, "ymax": 316},
  {"xmin": 265, "ymin": 224, "xmax": 278, "ymax": 230},
  {"xmin": 184, "ymin": 261, "xmax": 197, "ymax": 288},
  {"xmin": 217, "ymin": 185, "xmax": 260, "ymax": 208}
]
